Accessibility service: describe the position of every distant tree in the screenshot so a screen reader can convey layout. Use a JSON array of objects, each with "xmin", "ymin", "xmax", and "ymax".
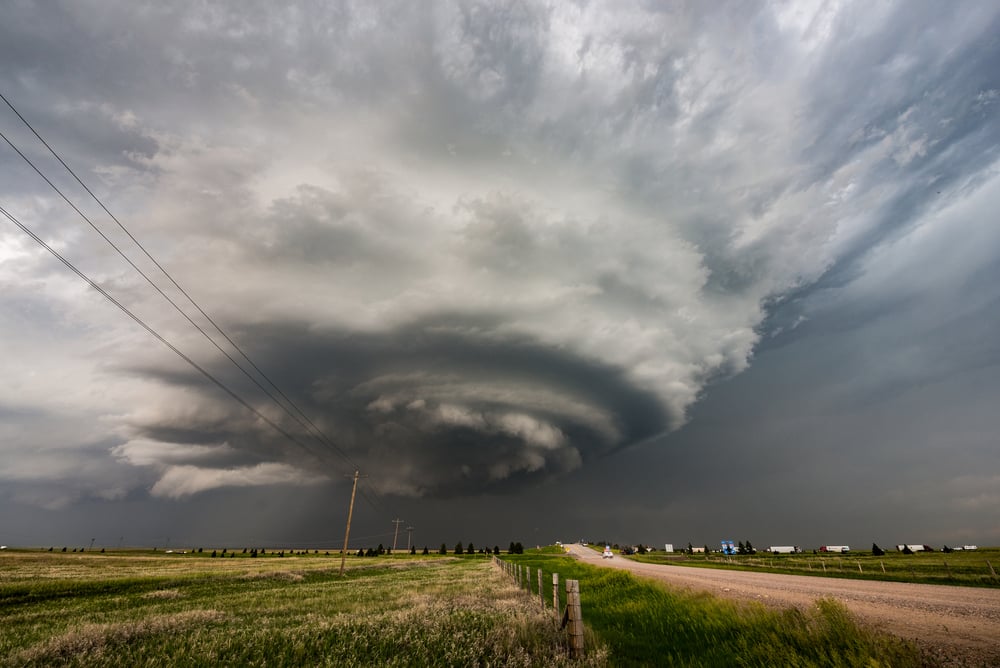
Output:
[
  {"xmin": 513, "ymin": 542, "xmax": 524, "ymax": 554},
  {"xmin": 100, "ymin": 548, "xmax": 105, "ymax": 553},
  {"xmin": 493, "ymin": 546, "xmax": 500, "ymax": 555},
  {"xmin": 377, "ymin": 543, "xmax": 385, "ymax": 555},
  {"xmin": 211, "ymin": 550, "xmax": 217, "ymax": 557},
  {"xmin": 509, "ymin": 541, "xmax": 516, "ymax": 554},
  {"xmin": 872, "ymin": 543, "xmax": 885, "ymax": 556},
  {"xmin": 356, "ymin": 548, "xmax": 364, "ymax": 557},
  {"xmin": 48, "ymin": 547, "xmax": 53, "ymax": 552},
  {"xmin": 467, "ymin": 542, "xmax": 475, "ymax": 554},
  {"xmin": 410, "ymin": 545, "xmax": 416, "ymax": 555},
  {"xmin": 440, "ymin": 543, "xmax": 448, "ymax": 555},
  {"xmin": 704, "ymin": 545, "xmax": 710, "ymax": 556},
  {"xmin": 746, "ymin": 541, "xmax": 755, "ymax": 554},
  {"xmin": 366, "ymin": 548, "xmax": 376, "ymax": 557},
  {"xmin": 687, "ymin": 542, "xmax": 693, "ymax": 554},
  {"xmin": 454, "ymin": 542, "xmax": 464, "ymax": 555},
  {"xmin": 423, "ymin": 546, "xmax": 429, "ymax": 555}
]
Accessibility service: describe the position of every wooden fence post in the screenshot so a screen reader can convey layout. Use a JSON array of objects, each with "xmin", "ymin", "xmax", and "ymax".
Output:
[
  {"xmin": 987, "ymin": 560, "xmax": 997, "ymax": 580},
  {"xmin": 565, "ymin": 579, "xmax": 584, "ymax": 659},
  {"xmin": 857, "ymin": 560, "xmax": 863, "ymax": 574},
  {"xmin": 538, "ymin": 568, "xmax": 544, "ymax": 608},
  {"xmin": 552, "ymin": 572, "xmax": 559, "ymax": 613}
]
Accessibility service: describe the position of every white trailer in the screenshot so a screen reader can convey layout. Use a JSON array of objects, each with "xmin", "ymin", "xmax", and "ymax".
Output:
[
  {"xmin": 820, "ymin": 545, "xmax": 850, "ymax": 553},
  {"xmin": 896, "ymin": 544, "xmax": 927, "ymax": 552},
  {"xmin": 664, "ymin": 544, "xmax": 674, "ymax": 553},
  {"xmin": 769, "ymin": 546, "xmax": 800, "ymax": 554}
]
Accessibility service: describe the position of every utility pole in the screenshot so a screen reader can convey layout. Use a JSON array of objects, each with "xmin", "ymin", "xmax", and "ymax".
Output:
[
  {"xmin": 406, "ymin": 526, "xmax": 414, "ymax": 551},
  {"xmin": 391, "ymin": 518, "xmax": 405, "ymax": 552},
  {"xmin": 340, "ymin": 470, "xmax": 366, "ymax": 576}
]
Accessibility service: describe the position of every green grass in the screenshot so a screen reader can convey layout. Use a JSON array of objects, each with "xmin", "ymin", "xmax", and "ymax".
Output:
[
  {"xmin": 0, "ymin": 550, "xmax": 604, "ymax": 667},
  {"xmin": 502, "ymin": 550, "xmax": 924, "ymax": 667},
  {"xmin": 627, "ymin": 547, "xmax": 1000, "ymax": 588}
]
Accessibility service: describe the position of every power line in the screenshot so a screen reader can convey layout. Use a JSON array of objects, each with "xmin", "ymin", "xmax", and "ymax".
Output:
[
  {"xmin": 0, "ymin": 127, "xmax": 345, "ymax": 469},
  {"xmin": 0, "ymin": 204, "xmax": 327, "ymax": 461},
  {"xmin": 0, "ymin": 91, "xmax": 362, "ymax": 475}
]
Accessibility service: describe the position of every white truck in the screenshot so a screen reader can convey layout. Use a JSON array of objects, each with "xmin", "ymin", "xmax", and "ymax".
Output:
[{"xmin": 768, "ymin": 546, "xmax": 800, "ymax": 554}]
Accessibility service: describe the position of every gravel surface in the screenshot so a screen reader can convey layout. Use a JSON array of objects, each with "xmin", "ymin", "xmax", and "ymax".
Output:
[{"xmin": 566, "ymin": 544, "xmax": 1000, "ymax": 666}]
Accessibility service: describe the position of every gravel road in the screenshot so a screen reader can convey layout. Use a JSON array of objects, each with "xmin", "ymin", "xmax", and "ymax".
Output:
[{"xmin": 566, "ymin": 544, "xmax": 1000, "ymax": 666}]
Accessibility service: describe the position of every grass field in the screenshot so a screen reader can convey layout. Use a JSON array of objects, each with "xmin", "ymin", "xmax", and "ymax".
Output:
[
  {"xmin": 625, "ymin": 546, "xmax": 1000, "ymax": 588},
  {"xmin": 0, "ymin": 550, "xmax": 604, "ymax": 667},
  {"xmin": 502, "ymin": 547, "xmax": 924, "ymax": 667}
]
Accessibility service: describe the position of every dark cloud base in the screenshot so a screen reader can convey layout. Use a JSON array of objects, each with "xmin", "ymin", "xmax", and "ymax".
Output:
[{"xmin": 124, "ymin": 314, "xmax": 670, "ymax": 498}]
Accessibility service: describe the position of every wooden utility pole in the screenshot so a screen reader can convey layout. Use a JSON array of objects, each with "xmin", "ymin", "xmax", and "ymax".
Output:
[
  {"xmin": 406, "ymin": 526, "xmax": 414, "ymax": 551},
  {"xmin": 339, "ymin": 470, "xmax": 366, "ymax": 576},
  {"xmin": 391, "ymin": 518, "xmax": 404, "ymax": 552}
]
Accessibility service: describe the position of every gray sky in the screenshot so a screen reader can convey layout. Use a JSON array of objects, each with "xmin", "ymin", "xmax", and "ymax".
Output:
[{"xmin": 2, "ymin": 0, "xmax": 999, "ymax": 551}]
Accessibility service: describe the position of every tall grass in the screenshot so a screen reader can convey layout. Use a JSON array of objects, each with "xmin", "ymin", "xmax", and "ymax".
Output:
[
  {"xmin": 1, "ymin": 551, "xmax": 605, "ymax": 667},
  {"xmin": 504, "ymin": 552, "xmax": 923, "ymax": 667}
]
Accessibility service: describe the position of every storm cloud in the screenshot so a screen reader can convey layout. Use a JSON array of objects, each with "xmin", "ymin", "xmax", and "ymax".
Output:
[{"xmin": 2, "ymin": 1, "xmax": 999, "ymax": 547}]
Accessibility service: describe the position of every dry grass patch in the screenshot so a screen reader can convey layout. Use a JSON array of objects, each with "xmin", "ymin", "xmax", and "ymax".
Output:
[
  {"xmin": 14, "ymin": 609, "xmax": 227, "ymax": 665},
  {"xmin": 141, "ymin": 589, "xmax": 183, "ymax": 600}
]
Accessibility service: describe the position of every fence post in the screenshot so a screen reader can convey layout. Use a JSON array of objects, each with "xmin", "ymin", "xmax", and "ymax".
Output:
[
  {"xmin": 857, "ymin": 560, "xmax": 863, "ymax": 574},
  {"xmin": 565, "ymin": 579, "xmax": 584, "ymax": 659},
  {"xmin": 880, "ymin": 560, "xmax": 885, "ymax": 574},
  {"xmin": 552, "ymin": 572, "xmax": 559, "ymax": 613},
  {"xmin": 987, "ymin": 560, "xmax": 997, "ymax": 580},
  {"xmin": 538, "ymin": 568, "xmax": 544, "ymax": 608}
]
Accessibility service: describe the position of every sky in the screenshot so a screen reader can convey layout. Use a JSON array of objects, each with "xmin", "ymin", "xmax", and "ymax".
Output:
[{"xmin": 2, "ymin": 0, "xmax": 999, "ymax": 552}]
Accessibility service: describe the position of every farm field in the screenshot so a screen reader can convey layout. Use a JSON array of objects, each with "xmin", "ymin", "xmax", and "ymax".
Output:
[
  {"xmin": 0, "ymin": 550, "xmax": 600, "ymax": 667},
  {"xmin": 626, "ymin": 547, "xmax": 1000, "ymax": 588}
]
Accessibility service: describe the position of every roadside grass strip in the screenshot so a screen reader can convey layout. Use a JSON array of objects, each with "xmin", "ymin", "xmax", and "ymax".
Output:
[{"xmin": 504, "ymin": 552, "xmax": 923, "ymax": 667}]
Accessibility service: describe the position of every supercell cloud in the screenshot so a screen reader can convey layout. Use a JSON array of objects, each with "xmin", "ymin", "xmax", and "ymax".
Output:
[{"xmin": 2, "ymin": 0, "xmax": 1000, "ymax": 548}]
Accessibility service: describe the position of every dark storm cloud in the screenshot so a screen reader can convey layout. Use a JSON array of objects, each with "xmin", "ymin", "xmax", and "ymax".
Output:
[
  {"xmin": 119, "ymin": 315, "xmax": 669, "ymax": 498},
  {"xmin": 2, "ymin": 0, "xmax": 1000, "ymax": 548}
]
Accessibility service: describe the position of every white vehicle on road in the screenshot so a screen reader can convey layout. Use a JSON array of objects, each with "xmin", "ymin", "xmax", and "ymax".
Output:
[{"xmin": 602, "ymin": 546, "xmax": 614, "ymax": 558}]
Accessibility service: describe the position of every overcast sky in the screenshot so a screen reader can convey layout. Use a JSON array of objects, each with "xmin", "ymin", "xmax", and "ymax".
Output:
[{"xmin": 2, "ymin": 1, "xmax": 999, "ymax": 552}]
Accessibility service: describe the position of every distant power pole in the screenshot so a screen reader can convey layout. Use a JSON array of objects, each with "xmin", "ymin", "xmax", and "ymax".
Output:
[
  {"xmin": 340, "ymin": 470, "xmax": 367, "ymax": 576},
  {"xmin": 391, "ymin": 518, "xmax": 405, "ymax": 552},
  {"xmin": 406, "ymin": 526, "xmax": 414, "ymax": 551}
]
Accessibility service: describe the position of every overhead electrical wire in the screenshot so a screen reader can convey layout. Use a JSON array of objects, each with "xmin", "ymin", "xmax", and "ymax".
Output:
[
  {"xmin": 0, "ymin": 203, "xmax": 324, "ymax": 459},
  {"xmin": 0, "ymin": 91, "xmax": 369, "ymax": 479},
  {"xmin": 0, "ymin": 91, "xmax": 389, "ymax": 513}
]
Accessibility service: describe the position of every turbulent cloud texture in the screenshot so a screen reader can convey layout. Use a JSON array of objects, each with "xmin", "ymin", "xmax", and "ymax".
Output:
[{"xmin": 2, "ymin": 1, "xmax": 999, "ymax": 546}]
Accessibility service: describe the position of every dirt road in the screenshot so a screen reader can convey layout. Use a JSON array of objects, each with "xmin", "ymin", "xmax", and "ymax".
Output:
[{"xmin": 566, "ymin": 544, "xmax": 1000, "ymax": 666}]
